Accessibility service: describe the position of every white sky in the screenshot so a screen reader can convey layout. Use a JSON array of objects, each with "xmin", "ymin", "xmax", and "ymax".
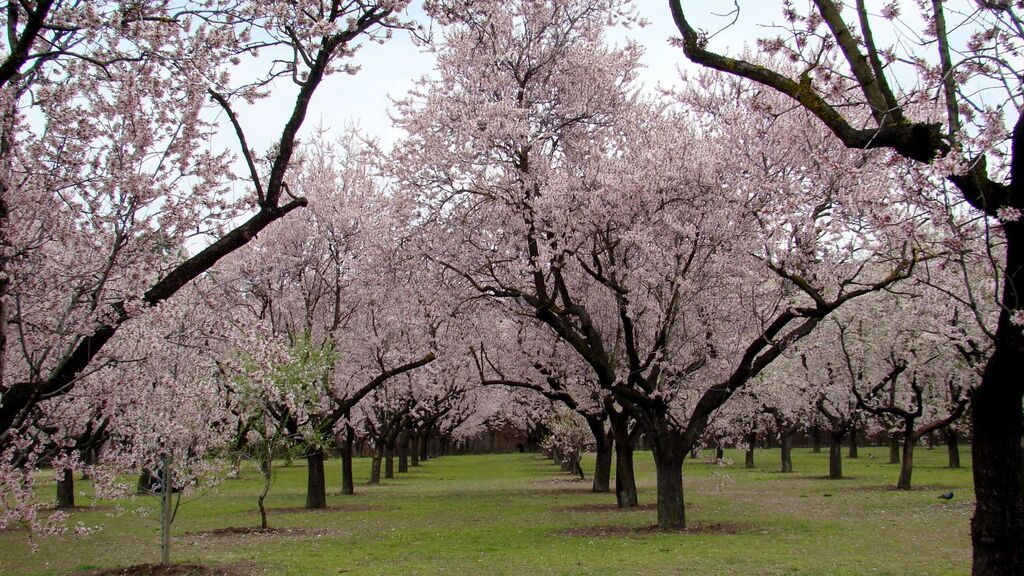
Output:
[{"xmin": 220, "ymin": 1, "xmax": 786, "ymax": 154}]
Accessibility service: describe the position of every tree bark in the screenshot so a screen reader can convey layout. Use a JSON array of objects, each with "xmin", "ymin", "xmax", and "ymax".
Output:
[
  {"xmin": 419, "ymin": 428, "xmax": 430, "ymax": 462},
  {"xmin": 55, "ymin": 467, "xmax": 74, "ymax": 509},
  {"xmin": 650, "ymin": 430, "xmax": 686, "ymax": 529},
  {"xmin": 897, "ymin": 430, "xmax": 916, "ymax": 490},
  {"xmin": 398, "ymin": 432, "xmax": 409, "ymax": 473},
  {"xmin": 368, "ymin": 443, "xmax": 382, "ymax": 484},
  {"xmin": 384, "ymin": 442, "xmax": 394, "ymax": 479},
  {"xmin": 829, "ymin": 432, "xmax": 844, "ymax": 479},
  {"xmin": 160, "ymin": 454, "xmax": 173, "ymax": 566},
  {"xmin": 780, "ymin": 431, "xmax": 794, "ymax": 474},
  {"xmin": 848, "ymin": 423, "xmax": 859, "ymax": 458},
  {"xmin": 971, "ymin": 338, "xmax": 1024, "ymax": 576},
  {"xmin": 608, "ymin": 410, "xmax": 638, "ymax": 507},
  {"xmin": 811, "ymin": 424, "xmax": 822, "ymax": 453},
  {"xmin": 305, "ymin": 449, "xmax": 327, "ymax": 509},
  {"xmin": 410, "ymin": 431, "xmax": 420, "ymax": 467},
  {"xmin": 889, "ymin": 434, "xmax": 901, "ymax": 464},
  {"xmin": 744, "ymin": 431, "xmax": 756, "ymax": 469},
  {"xmin": 138, "ymin": 469, "xmax": 156, "ymax": 494},
  {"xmin": 340, "ymin": 424, "xmax": 355, "ymax": 495},
  {"xmin": 944, "ymin": 428, "xmax": 961, "ymax": 469},
  {"xmin": 585, "ymin": 417, "xmax": 611, "ymax": 493}
]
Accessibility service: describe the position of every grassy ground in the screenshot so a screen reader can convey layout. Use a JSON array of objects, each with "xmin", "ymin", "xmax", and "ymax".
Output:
[{"xmin": 1, "ymin": 446, "xmax": 973, "ymax": 576}]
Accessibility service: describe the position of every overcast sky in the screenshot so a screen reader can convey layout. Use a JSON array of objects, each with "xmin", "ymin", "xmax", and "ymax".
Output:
[{"xmin": 220, "ymin": 2, "xmax": 787, "ymax": 155}]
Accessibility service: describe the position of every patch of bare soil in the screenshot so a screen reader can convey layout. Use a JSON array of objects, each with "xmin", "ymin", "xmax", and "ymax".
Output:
[
  {"xmin": 553, "ymin": 522, "xmax": 759, "ymax": 538},
  {"xmin": 550, "ymin": 503, "xmax": 659, "ymax": 513},
  {"xmin": 182, "ymin": 526, "xmax": 335, "ymax": 540},
  {"xmin": 839, "ymin": 484, "xmax": 949, "ymax": 493},
  {"xmin": 72, "ymin": 562, "xmax": 262, "ymax": 576},
  {"xmin": 244, "ymin": 503, "xmax": 378, "ymax": 515}
]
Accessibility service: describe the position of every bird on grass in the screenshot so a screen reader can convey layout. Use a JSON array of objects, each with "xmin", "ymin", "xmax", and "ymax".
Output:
[{"xmin": 938, "ymin": 492, "xmax": 954, "ymax": 500}]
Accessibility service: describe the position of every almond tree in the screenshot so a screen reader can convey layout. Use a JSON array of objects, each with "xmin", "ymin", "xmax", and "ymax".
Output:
[
  {"xmin": 471, "ymin": 314, "xmax": 626, "ymax": 497},
  {"xmin": 0, "ymin": 0, "xmax": 413, "ymax": 528},
  {"xmin": 220, "ymin": 134, "xmax": 439, "ymax": 508},
  {"xmin": 669, "ymin": 2, "xmax": 1024, "ymax": 569},
  {"xmin": 395, "ymin": 0, "xmax": 920, "ymax": 528},
  {"xmin": 841, "ymin": 292, "xmax": 972, "ymax": 490}
]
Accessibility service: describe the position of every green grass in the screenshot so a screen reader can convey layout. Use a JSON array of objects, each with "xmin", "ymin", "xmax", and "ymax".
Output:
[{"xmin": 1, "ymin": 446, "xmax": 973, "ymax": 575}]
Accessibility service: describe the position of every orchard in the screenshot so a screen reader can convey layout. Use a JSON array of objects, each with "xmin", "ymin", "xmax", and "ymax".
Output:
[{"xmin": 0, "ymin": 1, "xmax": 1019, "ymax": 575}]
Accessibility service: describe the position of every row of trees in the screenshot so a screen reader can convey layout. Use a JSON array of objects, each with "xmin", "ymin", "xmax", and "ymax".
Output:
[{"xmin": 1, "ymin": 1, "xmax": 1019, "ymax": 574}]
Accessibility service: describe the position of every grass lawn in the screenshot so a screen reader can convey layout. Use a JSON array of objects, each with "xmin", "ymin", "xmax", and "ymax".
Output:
[{"xmin": 0, "ymin": 446, "xmax": 972, "ymax": 575}]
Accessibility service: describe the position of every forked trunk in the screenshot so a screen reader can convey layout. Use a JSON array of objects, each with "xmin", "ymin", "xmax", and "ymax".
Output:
[
  {"xmin": 305, "ymin": 449, "xmax": 327, "ymax": 509},
  {"xmin": 609, "ymin": 415, "xmax": 638, "ymax": 507}
]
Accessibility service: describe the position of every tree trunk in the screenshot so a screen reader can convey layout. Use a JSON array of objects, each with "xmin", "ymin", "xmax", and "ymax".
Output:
[
  {"xmin": 410, "ymin": 431, "xmax": 420, "ymax": 467},
  {"xmin": 650, "ymin": 433, "xmax": 686, "ymax": 529},
  {"xmin": 585, "ymin": 417, "xmax": 611, "ymax": 493},
  {"xmin": 780, "ymin": 431, "xmax": 794, "ymax": 473},
  {"xmin": 889, "ymin": 434, "xmax": 901, "ymax": 464},
  {"xmin": 944, "ymin": 428, "xmax": 961, "ymax": 469},
  {"xmin": 368, "ymin": 444, "xmax": 382, "ymax": 484},
  {"xmin": 811, "ymin": 424, "xmax": 822, "ymax": 453},
  {"xmin": 138, "ymin": 469, "xmax": 156, "ymax": 494},
  {"xmin": 715, "ymin": 444, "xmax": 724, "ymax": 461},
  {"xmin": 419, "ymin": 429, "xmax": 430, "ymax": 462},
  {"xmin": 398, "ymin": 432, "xmax": 409, "ymax": 473},
  {"xmin": 341, "ymin": 425, "xmax": 355, "ymax": 495},
  {"xmin": 897, "ymin": 431, "xmax": 915, "ymax": 490},
  {"xmin": 384, "ymin": 442, "xmax": 394, "ymax": 479},
  {"xmin": 593, "ymin": 438, "xmax": 612, "ymax": 493},
  {"xmin": 160, "ymin": 454, "xmax": 173, "ymax": 566},
  {"xmin": 608, "ymin": 414, "xmax": 638, "ymax": 508},
  {"xmin": 258, "ymin": 459, "xmax": 272, "ymax": 531},
  {"xmin": 970, "ymin": 333, "xmax": 1024, "ymax": 576},
  {"xmin": 306, "ymin": 449, "xmax": 327, "ymax": 509},
  {"xmin": 744, "ymin": 431, "xmax": 756, "ymax": 469},
  {"xmin": 55, "ymin": 467, "xmax": 74, "ymax": 509},
  {"xmin": 848, "ymin": 424, "xmax": 859, "ymax": 459},
  {"xmin": 829, "ymin": 433, "xmax": 843, "ymax": 479}
]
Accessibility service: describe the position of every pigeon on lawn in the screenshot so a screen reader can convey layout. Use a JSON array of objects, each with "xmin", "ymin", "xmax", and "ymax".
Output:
[{"xmin": 938, "ymin": 492, "xmax": 954, "ymax": 500}]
